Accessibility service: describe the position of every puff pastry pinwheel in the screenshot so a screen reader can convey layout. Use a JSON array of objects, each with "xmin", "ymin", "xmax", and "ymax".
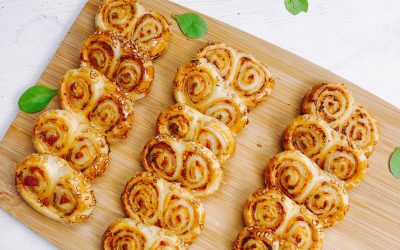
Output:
[
  {"xmin": 141, "ymin": 136, "xmax": 222, "ymax": 197},
  {"xmin": 33, "ymin": 109, "xmax": 109, "ymax": 180},
  {"xmin": 121, "ymin": 172, "xmax": 205, "ymax": 244},
  {"xmin": 95, "ymin": 0, "xmax": 171, "ymax": 59},
  {"xmin": 59, "ymin": 67, "xmax": 135, "ymax": 140},
  {"xmin": 234, "ymin": 226, "xmax": 296, "ymax": 250},
  {"xmin": 103, "ymin": 218, "xmax": 187, "ymax": 250},
  {"xmin": 173, "ymin": 59, "xmax": 249, "ymax": 134},
  {"xmin": 16, "ymin": 154, "xmax": 95, "ymax": 223},
  {"xmin": 243, "ymin": 188, "xmax": 324, "ymax": 250},
  {"xmin": 80, "ymin": 31, "xmax": 154, "ymax": 101},
  {"xmin": 302, "ymin": 83, "xmax": 379, "ymax": 157},
  {"xmin": 196, "ymin": 42, "xmax": 275, "ymax": 108},
  {"xmin": 156, "ymin": 103, "xmax": 236, "ymax": 163},
  {"xmin": 283, "ymin": 115, "xmax": 368, "ymax": 189},
  {"xmin": 265, "ymin": 150, "xmax": 349, "ymax": 228}
]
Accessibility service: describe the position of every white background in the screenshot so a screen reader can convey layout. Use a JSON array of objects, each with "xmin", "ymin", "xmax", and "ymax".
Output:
[{"xmin": 0, "ymin": 0, "xmax": 399, "ymax": 249}]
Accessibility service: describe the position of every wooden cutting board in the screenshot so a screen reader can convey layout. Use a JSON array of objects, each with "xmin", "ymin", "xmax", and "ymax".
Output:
[{"xmin": 1, "ymin": 0, "xmax": 399, "ymax": 249}]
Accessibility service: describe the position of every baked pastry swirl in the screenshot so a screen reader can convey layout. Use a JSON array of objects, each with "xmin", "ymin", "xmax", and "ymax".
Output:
[
  {"xmin": 302, "ymin": 83, "xmax": 379, "ymax": 157},
  {"xmin": 173, "ymin": 59, "xmax": 249, "ymax": 134},
  {"xmin": 156, "ymin": 103, "xmax": 236, "ymax": 163},
  {"xmin": 16, "ymin": 154, "xmax": 95, "ymax": 223},
  {"xmin": 196, "ymin": 42, "xmax": 275, "ymax": 108},
  {"xmin": 103, "ymin": 218, "xmax": 187, "ymax": 250},
  {"xmin": 283, "ymin": 115, "xmax": 368, "ymax": 189},
  {"xmin": 95, "ymin": 0, "xmax": 171, "ymax": 59},
  {"xmin": 121, "ymin": 172, "xmax": 205, "ymax": 244},
  {"xmin": 80, "ymin": 31, "xmax": 154, "ymax": 101},
  {"xmin": 234, "ymin": 226, "xmax": 296, "ymax": 250},
  {"xmin": 243, "ymin": 188, "xmax": 324, "ymax": 249},
  {"xmin": 33, "ymin": 109, "xmax": 109, "ymax": 180},
  {"xmin": 59, "ymin": 67, "xmax": 135, "ymax": 140},
  {"xmin": 141, "ymin": 136, "xmax": 222, "ymax": 197},
  {"xmin": 265, "ymin": 150, "xmax": 349, "ymax": 228}
]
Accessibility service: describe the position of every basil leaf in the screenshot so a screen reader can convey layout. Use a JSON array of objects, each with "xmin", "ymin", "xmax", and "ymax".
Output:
[
  {"xmin": 18, "ymin": 85, "xmax": 58, "ymax": 113},
  {"xmin": 390, "ymin": 148, "xmax": 400, "ymax": 179},
  {"xmin": 173, "ymin": 13, "xmax": 208, "ymax": 39},
  {"xmin": 285, "ymin": 0, "xmax": 308, "ymax": 15}
]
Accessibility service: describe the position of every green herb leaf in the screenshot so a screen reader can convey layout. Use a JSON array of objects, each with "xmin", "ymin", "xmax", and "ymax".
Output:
[
  {"xmin": 18, "ymin": 85, "xmax": 58, "ymax": 113},
  {"xmin": 390, "ymin": 148, "xmax": 400, "ymax": 178},
  {"xmin": 172, "ymin": 13, "xmax": 208, "ymax": 39},
  {"xmin": 285, "ymin": 0, "xmax": 308, "ymax": 15}
]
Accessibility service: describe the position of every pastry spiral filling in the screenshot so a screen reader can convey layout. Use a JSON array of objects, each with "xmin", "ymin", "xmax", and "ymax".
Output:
[
  {"xmin": 102, "ymin": 218, "xmax": 186, "ymax": 250},
  {"xmin": 96, "ymin": 0, "xmax": 139, "ymax": 35},
  {"xmin": 64, "ymin": 75, "xmax": 93, "ymax": 111},
  {"xmin": 197, "ymin": 44, "xmax": 236, "ymax": 81},
  {"xmin": 275, "ymin": 159, "xmax": 313, "ymax": 201},
  {"xmin": 182, "ymin": 66, "xmax": 217, "ymax": 106},
  {"xmin": 105, "ymin": 228, "xmax": 146, "ymax": 250},
  {"xmin": 265, "ymin": 150, "xmax": 349, "ymax": 228},
  {"xmin": 284, "ymin": 217, "xmax": 314, "ymax": 249},
  {"xmin": 121, "ymin": 172, "xmax": 205, "ymax": 244},
  {"xmin": 204, "ymin": 99, "xmax": 240, "ymax": 130},
  {"xmin": 341, "ymin": 107, "xmax": 379, "ymax": 157},
  {"xmin": 142, "ymin": 137, "xmax": 222, "ymax": 197},
  {"xmin": 89, "ymin": 97, "xmax": 121, "ymax": 132},
  {"xmin": 290, "ymin": 124, "xmax": 329, "ymax": 158},
  {"xmin": 122, "ymin": 174, "xmax": 160, "ymax": 224},
  {"xmin": 133, "ymin": 13, "xmax": 163, "ymax": 43},
  {"xmin": 53, "ymin": 180, "xmax": 78, "ymax": 216},
  {"xmin": 115, "ymin": 55, "xmax": 143, "ymax": 91},
  {"xmin": 232, "ymin": 55, "xmax": 268, "ymax": 97},
  {"xmin": 320, "ymin": 145, "xmax": 359, "ymax": 181},
  {"xmin": 303, "ymin": 84, "xmax": 354, "ymax": 125},
  {"xmin": 234, "ymin": 226, "xmax": 290, "ymax": 250},
  {"xmin": 16, "ymin": 154, "xmax": 95, "ymax": 223},
  {"xmin": 145, "ymin": 141, "xmax": 178, "ymax": 180},
  {"xmin": 162, "ymin": 193, "xmax": 196, "ymax": 235}
]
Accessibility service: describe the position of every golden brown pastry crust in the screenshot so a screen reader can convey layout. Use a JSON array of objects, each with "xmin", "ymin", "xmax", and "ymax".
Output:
[
  {"xmin": 302, "ymin": 83, "xmax": 379, "ymax": 157},
  {"xmin": 141, "ymin": 135, "xmax": 222, "ymax": 197},
  {"xmin": 283, "ymin": 115, "xmax": 368, "ymax": 189},
  {"xmin": 243, "ymin": 188, "xmax": 324, "ymax": 250},
  {"xmin": 33, "ymin": 109, "xmax": 109, "ymax": 180},
  {"xmin": 173, "ymin": 59, "xmax": 249, "ymax": 134},
  {"xmin": 196, "ymin": 42, "xmax": 275, "ymax": 109},
  {"xmin": 95, "ymin": 0, "xmax": 171, "ymax": 59},
  {"xmin": 234, "ymin": 226, "xmax": 296, "ymax": 250},
  {"xmin": 265, "ymin": 150, "xmax": 349, "ymax": 228},
  {"xmin": 156, "ymin": 103, "xmax": 236, "ymax": 163},
  {"xmin": 15, "ymin": 154, "xmax": 95, "ymax": 223},
  {"xmin": 121, "ymin": 172, "xmax": 205, "ymax": 244},
  {"xmin": 102, "ymin": 218, "xmax": 188, "ymax": 250},
  {"xmin": 59, "ymin": 67, "xmax": 135, "ymax": 140},
  {"xmin": 80, "ymin": 31, "xmax": 154, "ymax": 101}
]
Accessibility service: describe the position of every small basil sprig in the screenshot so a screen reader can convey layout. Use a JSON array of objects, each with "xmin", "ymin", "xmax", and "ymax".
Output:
[
  {"xmin": 172, "ymin": 13, "xmax": 208, "ymax": 39},
  {"xmin": 18, "ymin": 85, "xmax": 58, "ymax": 113},
  {"xmin": 390, "ymin": 148, "xmax": 400, "ymax": 179},
  {"xmin": 285, "ymin": 0, "xmax": 308, "ymax": 15}
]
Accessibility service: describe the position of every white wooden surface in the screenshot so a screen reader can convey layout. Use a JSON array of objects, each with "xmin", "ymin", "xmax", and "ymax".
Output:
[{"xmin": 0, "ymin": 0, "xmax": 399, "ymax": 249}]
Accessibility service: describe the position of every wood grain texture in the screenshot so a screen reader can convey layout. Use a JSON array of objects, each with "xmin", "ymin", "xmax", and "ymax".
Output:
[{"xmin": 0, "ymin": 0, "xmax": 399, "ymax": 249}]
